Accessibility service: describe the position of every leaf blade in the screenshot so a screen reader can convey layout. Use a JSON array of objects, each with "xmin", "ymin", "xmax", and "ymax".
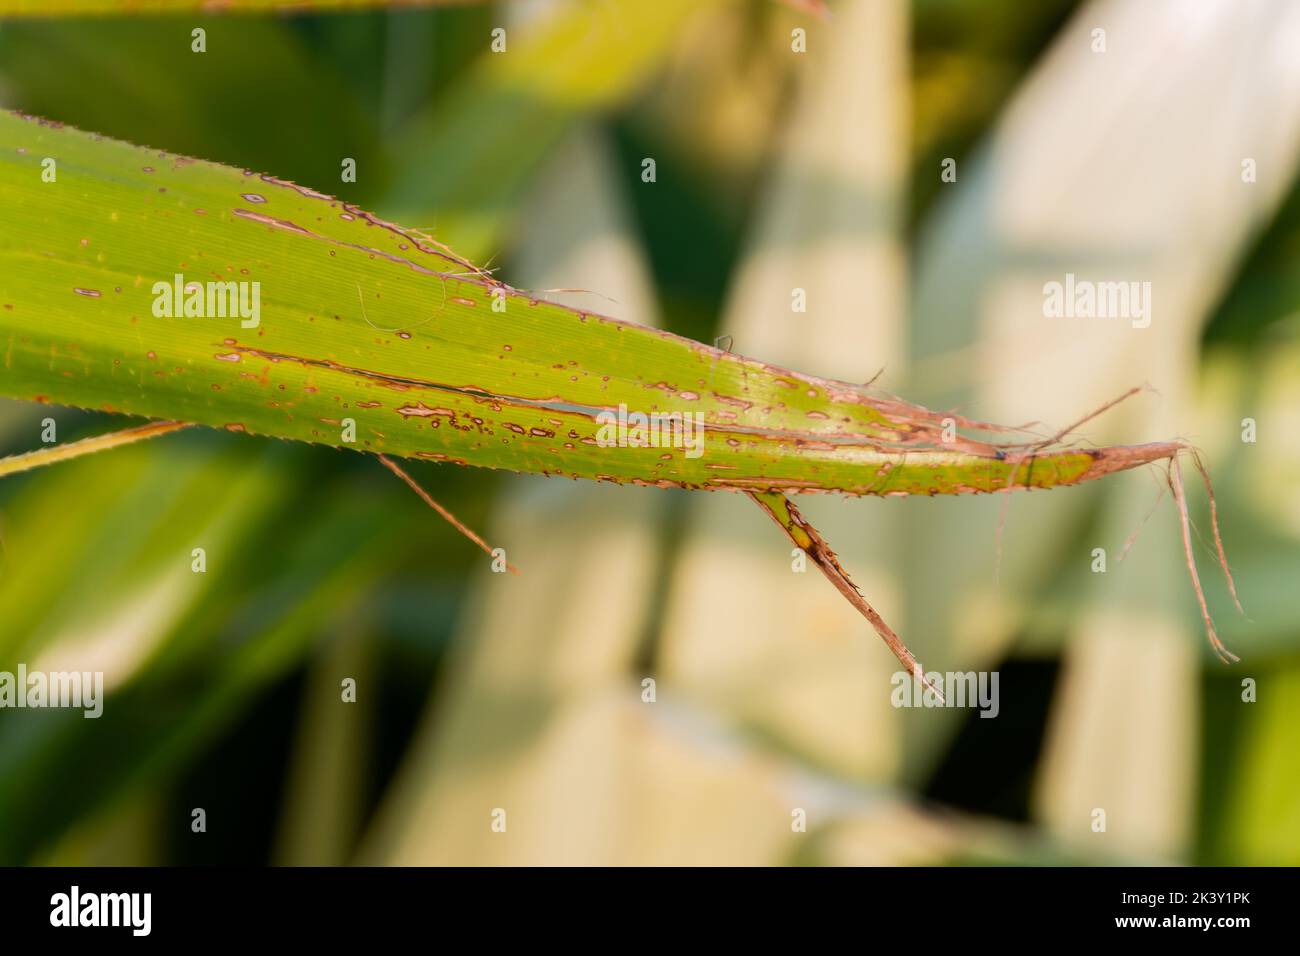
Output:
[{"xmin": 0, "ymin": 110, "xmax": 1167, "ymax": 497}]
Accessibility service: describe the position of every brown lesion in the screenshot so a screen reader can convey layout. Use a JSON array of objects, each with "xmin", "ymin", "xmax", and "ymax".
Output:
[{"xmin": 1069, "ymin": 440, "xmax": 1186, "ymax": 482}]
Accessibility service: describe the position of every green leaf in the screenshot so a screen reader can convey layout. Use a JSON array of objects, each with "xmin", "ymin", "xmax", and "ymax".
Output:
[{"xmin": 0, "ymin": 111, "xmax": 1171, "ymax": 498}]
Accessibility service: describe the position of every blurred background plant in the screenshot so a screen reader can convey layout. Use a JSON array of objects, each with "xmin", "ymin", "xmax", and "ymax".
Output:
[{"xmin": 0, "ymin": 0, "xmax": 1297, "ymax": 865}]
